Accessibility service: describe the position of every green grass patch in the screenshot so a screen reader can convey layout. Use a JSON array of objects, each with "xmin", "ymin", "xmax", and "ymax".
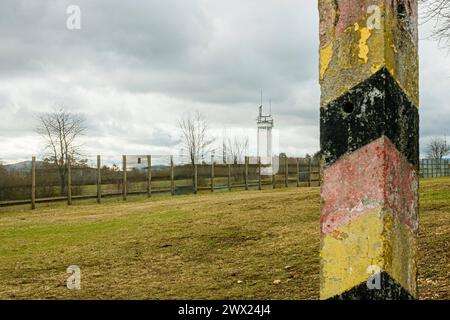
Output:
[{"xmin": 0, "ymin": 178, "xmax": 448, "ymax": 300}]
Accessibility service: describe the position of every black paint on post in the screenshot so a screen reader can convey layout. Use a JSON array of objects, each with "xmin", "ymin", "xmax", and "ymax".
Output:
[
  {"xmin": 320, "ymin": 68, "xmax": 419, "ymax": 168},
  {"xmin": 330, "ymin": 272, "xmax": 414, "ymax": 300}
]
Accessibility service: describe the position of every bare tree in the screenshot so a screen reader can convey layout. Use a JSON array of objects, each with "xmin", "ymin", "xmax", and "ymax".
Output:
[
  {"xmin": 427, "ymin": 137, "xmax": 450, "ymax": 159},
  {"xmin": 36, "ymin": 108, "xmax": 86, "ymax": 195},
  {"xmin": 420, "ymin": 0, "xmax": 450, "ymax": 46},
  {"xmin": 225, "ymin": 135, "xmax": 249, "ymax": 164},
  {"xmin": 178, "ymin": 111, "xmax": 215, "ymax": 165}
]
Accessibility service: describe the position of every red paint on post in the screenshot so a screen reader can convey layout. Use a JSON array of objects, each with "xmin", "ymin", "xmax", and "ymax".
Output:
[{"xmin": 321, "ymin": 137, "xmax": 418, "ymax": 235}]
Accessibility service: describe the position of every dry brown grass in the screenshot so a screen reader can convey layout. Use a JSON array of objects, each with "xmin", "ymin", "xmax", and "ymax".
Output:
[{"xmin": 0, "ymin": 178, "xmax": 448, "ymax": 300}]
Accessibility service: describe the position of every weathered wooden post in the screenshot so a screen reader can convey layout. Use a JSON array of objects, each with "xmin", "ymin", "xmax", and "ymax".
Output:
[
  {"xmin": 97, "ymin": 155, "xmax": 102, "ymax": 203},
  {"xmin": 31, "ymin": 156, "xmax": 36, "ymax": 210},
  {"xmin": 67, "ymin": 157, "xmax": 72, "ymax": 206},
  {"xmin": 284, "ymin": 157, "xmax": 289, "ymax": 188},
  {"xmin": 245, "ymin": 156, "xmax": 249, "ymax": 191},
  {"xmin": 308, "ymin": 157, "xmax": 312, "ymax": 187},
  {"xmin": 122, "ymin": 155, "xmax": 127, "ymax": 201},
  {"xmin": 170, "ymin": 156, "xmax": 175, "ymax": 196},
  {"xmin": 147, "ymin": 155, "xmax": 152, "ymax": 197},
  {"xmin": 319, "ymin": 0, "xmax": 419, "ymax": 299},
  {"xmin": 227, "ymin": 163, "xmax": 232, "ymax": 191},
  {"xmin": 296, "ymin": 158, "xmax": 300, "ymax": 188},
  {"xmin": 211, "ymin": 155, "xmax": 215, "ymax": 192},
  {"xmin": 194, "ymin": 162, "xmax": 198, "ymax": 194},
  {"xmin": 258, "ymin": 157, "xmax": 262, "ymax": 191},
  {"xmin": 272, "ymin": 159, "xmax": 276, "ymax": 189}
]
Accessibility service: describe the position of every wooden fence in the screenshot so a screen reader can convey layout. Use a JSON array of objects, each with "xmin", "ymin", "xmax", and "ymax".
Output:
[{"xmin": 0, "ymin": 155, "xmax": 321, "ymax": 209}]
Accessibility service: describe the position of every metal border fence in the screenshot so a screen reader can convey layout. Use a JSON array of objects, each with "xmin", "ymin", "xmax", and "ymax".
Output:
[
  {"xmin": 0, "ymin": 155, "xmax": 321, "ymax": 209},
  {"xmin": 419, "ymin": 159, "xmax": 450, "ymax": 178}
]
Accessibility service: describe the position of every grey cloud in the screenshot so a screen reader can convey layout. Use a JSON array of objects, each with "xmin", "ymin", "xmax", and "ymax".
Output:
[{"xmin": 0, "ymin": 1, "xmax": 449, "ymax": 160}]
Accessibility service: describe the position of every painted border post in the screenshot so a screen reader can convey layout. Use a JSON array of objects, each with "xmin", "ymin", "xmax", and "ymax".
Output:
[
  {"xmin": 67, "ymin": 157, "xmax": 72, "ymax": 206},
  {"xmin": 122, "ymin": 155, "xmax": 127, "ymax": 201},
  {"xmin": 31, "ymin": 156, "xmax": 36, "ymax": 210},
  {"xmin": 147, "ymin": 155, "xmax": 152, "ymax": 197},
  {"xmin": 97, "ymin": 155, "xmax": 102, "ymax": 203},
  {"xmin": 170, "ymin": 156, "xmax": 175, "ymax": 196},
  {"xmin": 211, "ymin": 155, "xmax": 215, "ymax": 192},
  {"xmin": 319, "ymin": 0, "xmax": 419, "ymax": 300}
]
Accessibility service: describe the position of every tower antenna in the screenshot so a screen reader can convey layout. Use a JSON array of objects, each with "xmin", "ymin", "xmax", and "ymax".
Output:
[{"xmin": 260, "ymin": 89, "xmax": 263, "ymax": 107}]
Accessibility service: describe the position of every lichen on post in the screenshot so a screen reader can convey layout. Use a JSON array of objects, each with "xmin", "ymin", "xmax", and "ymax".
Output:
[{"xmin": 319, "ymin": 0, "xmax": 419, "ymax": 300}]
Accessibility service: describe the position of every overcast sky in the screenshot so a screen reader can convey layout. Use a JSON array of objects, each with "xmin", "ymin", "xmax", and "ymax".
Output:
[{"xmin": 0, "ymin": 0, "xmax": 449, "ymax": 163}]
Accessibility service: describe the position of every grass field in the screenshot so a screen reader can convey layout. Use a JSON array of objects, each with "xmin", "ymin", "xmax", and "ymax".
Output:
[{"xmin": 0, "ymin": 178, "xmax": 448, "ymax": 300}]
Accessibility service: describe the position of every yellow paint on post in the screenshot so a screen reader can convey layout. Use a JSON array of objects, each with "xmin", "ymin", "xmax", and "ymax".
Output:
[
  {"xmin": 320, "ymin": 208, "xmax": 417, "ymax": 300},
  {"xmin": 357, "ymin": 27, "xmax": 371, "ymax": 64},
  {"xmin": 382, "ymin": 211, "xmax": 418, "ymax": 296},
  {"xmin": 320, "ymin": 208, "xmax": 385, "ymax": 300},
  {"xmin": 320, "ymin": 42, "xmax": 333, "ymax": 80},
  {"xmin": 320, "ymin": 6, "xmax": 419, "ymax": 108}
]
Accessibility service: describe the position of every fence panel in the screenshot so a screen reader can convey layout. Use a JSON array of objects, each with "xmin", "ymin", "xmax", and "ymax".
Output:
[
  {"xmin": 173, "ymin": 156, "xmax": 195, "ymax": 195},
  {"xmin": 420, "ymin": 159, "xmax": 450, "ymax": 178},
  {"xmin": 125, "ymin": 155, "xmax": 149, "ymax": 195},
  {"xmin": 150, "ymin": 156, "xmax": 172, "ymax": 193},
  {"xmin": 35, "ymin": 159, "xmax": 68, "ymax": 200},
  {"xmin": 100, "ymin": 156, "xmax": 124, "ymax": 197},
  {"xmin": 71, "ymin": 157, "xmax": 97, "ymax": 199},
  {"xmin": 0, "ymin": 161, "xmax": 32, "ymax": 204}
]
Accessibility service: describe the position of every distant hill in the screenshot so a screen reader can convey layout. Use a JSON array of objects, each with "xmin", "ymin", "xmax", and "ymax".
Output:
[{"xmin": 4, "ymin": 161, "xmax": 45, "ymax": 173}]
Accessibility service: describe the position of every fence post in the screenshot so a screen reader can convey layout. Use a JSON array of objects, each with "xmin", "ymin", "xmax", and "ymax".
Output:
[
  {"xmin": 147, "ymin": 155, "xmax": 152, "ymax": 197},
  {"xmin": 194, "ymin": 162, "xmax": 198, "ymax": 194},
  {"xmin": 67, "ymin": 157, "xmax": 72, "ymax": 205},
  {"xmin": 272, "ymin": 163, "xmax": 276, "ymax": 189},
  {"xmin": 431, "ymin": 158, "xmax": 434, "ymax": 178},
  {"xmin": 318, "ymin": 158, "xmax": 322, "ymax": 187},
  {"xmin": 296, "ymin": 158, "xmax": 300, "ymax": 187},
  {"xmin": 97, "ymin": 155, "xmax": 102, "ymax": 203},
  {"xmin": 170, "ymin": 156, "xmax": 175, "ymax": 196},
  {"xmin": 447, "ymin": 160, "xmax": 449, "ymax": 177},
  {"xmin": 245, "ymin": 156, "xmax": 249, "ymax": 190},
  {"xmin": 122, "ymin": 155, "xmax": 127, "ymax": 201},
  {"xmin": 258, "ymin": 157, "xmax": 262, "ymax": 191},
  {"xmin": 308, "ymin": 157, "xmax": 312, "ymax": 187},
  {"xmin": 31, "ymin": 156, "xmax": 36, "ymax": 210},
  {"xmin": 211, "ymin": 156, "xmax": 215, "ymax": 192},
  {"xmin": 285, "ymin": 157, "xmax": 289, "ymax": 188},
  {"xmin": 228, "ymin": 163, "xmax": 232, "ymax": 191}
]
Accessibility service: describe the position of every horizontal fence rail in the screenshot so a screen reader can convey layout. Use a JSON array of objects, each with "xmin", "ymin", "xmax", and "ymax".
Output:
[{"xmin": 0, "ymin": 155, "xmax": 322, "ymax": 209}]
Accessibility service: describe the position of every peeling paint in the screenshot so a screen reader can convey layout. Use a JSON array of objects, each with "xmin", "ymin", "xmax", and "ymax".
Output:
[
  {"xmin": 319, "ymin": 0, "xmax": 419, "ymax": 300},
  {"xmin": 320, "ymin": 42, "xmax": 333, "ymax": 80},
  {"xmin": 357, "ymin": 25, "xmax": 371, "ymax": 64},
  {"xmin": 320, "ymin": 208, "xmax": 417, "ymax": 300},
  {"xmin": 319, "ymin": 3, "xmax": 419, "ymax": 108}
]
